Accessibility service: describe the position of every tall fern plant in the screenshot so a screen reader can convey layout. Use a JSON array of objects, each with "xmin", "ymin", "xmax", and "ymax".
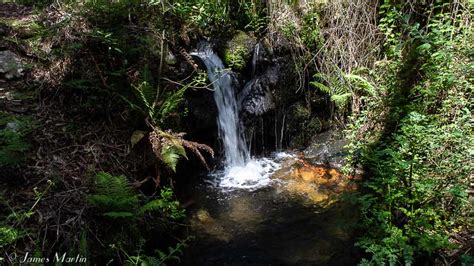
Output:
[
  {"xmin": 122, "ymin": 67, "xmax": 213, "ymax": 173},
  {"xmin": 310, "ymin": 69, "xmax": 376, "ymax": 120}
]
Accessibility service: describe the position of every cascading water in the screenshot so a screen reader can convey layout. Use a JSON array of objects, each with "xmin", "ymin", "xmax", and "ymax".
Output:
[
  {"xmin": 185, "ymin": 44, "xmax": 358, "ymax": 266},
  {"xmin": 192, "ymin": 43, "xmax": 289, "ymax": 190},
  {"xmin": 192, "ymin": 43, "xmax": 249, "ymax": 167}
]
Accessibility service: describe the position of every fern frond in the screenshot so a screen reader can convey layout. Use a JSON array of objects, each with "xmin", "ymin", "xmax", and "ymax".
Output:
[
  {"xmin": 333, "ymin": 82, "xmax": 350, "ymax": 96},
  {"xmin": 0, "ymin": 226, "xmax": 22, "ymax": 247},
  {"xmin": 310, "ymin": 73, "xmax": 332, "ymax": 94},
  {"xmin": 344, "ymin": 73, "xmax": 376, "ymax": 96},
  {"xmin": 310, "ymin": 81, "xmax": 331, "ymax": 94},
  {"xmin": 149, "ymin": 129, "xmax": 189, "ymax": 172},
  {"xmin": 330, "ymin": 93, "xmax": 352, "ymax": 108},
  {"xmin": 118, "ymin": 94, "xmax": 148, "ymax": 117},
  {"xmin": 139, "ymin": 188, "xmax": 184, "ymax": 220},
  {"xmin": 182, "ymin": 139, "xmax": 214, "ymax": 170},
  {"xmin": 139, "ymin": 199, "xmax": 165, "ymax": 214},
  {"xmin": 88, "ymin": 172, "xmax": 140, "ymax": 214},
  {"xmin": 161, "ymin": 142, "xmax": 186, "ymax": 172},
  {"xmin": 158, "ymin": 86, "xmax": 188, "ymax": 124},
  {"xmin": 149, "ymin": 128, "xmax": 213, "ymax": 172},
  {"xmin": 312, "ymin": 73, "xmax": 329, "ymax": 81},
  {"xmin": 94, "ymin": 172, "xmax": 136, "ymax": 198},
  {"xmin": 133, "ymin": 81, "xmax": 156, "ymax": 119}
]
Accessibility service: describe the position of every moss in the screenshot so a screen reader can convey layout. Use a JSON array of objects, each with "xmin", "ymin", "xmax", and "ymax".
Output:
[
  {"xmin": 0, "ymin": 226, "xmax": 21, "ymax": 248},
  {"xmin": 223, "ymin": 31, "xmax": 256, "ymax": 71},
  {"xmin": 0, "ymin": 17, "xmax": 44, "ymax": 38},
  {"xmin": 286, "ymin": 103, "xmax": 323, "ymax": 148},
  {"xmin": 0, "ymin": 112, "xmax": 33, "ymax": 167}
]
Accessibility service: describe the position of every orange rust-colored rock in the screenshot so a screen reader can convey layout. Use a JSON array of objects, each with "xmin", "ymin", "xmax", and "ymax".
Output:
[{"xmin": 272, "ymin": 157, "xmax": 359, "ymax": 206}]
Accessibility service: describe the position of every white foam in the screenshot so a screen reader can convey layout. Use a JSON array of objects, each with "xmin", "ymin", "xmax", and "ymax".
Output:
[{"xmin": 213, "ymin": 153, "xmax": 296, "ymax": 191}]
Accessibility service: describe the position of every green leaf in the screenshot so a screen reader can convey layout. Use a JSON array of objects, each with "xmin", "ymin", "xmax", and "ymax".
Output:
[
  {"xmin": 310, "ymin": 81, "xmax": 331, "ymax": 94},
  {"xmin": 131, "ymin": 130, "xmax": 147, "ymax": 148},
  {"xmin": 344, "ymin": 74, "xmax": 376, "ymax": 96},
  {"xmin": 330, "ymin": 93, "xmax": 352, "ymax": 108},
  {"xmin": 161, "ymin": 143, "xmax": 185, "ymax": 172}
]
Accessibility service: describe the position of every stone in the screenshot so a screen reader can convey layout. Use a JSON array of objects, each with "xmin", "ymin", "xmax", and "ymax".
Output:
[
  {"xmin": 303, "ymin": 130, "xmax": 347, "ymax": 170},
  {"xmin": 240, "ymin": 66, "xmax": 279, "ymax": 120},
  {"xmin": 5, "ymin": 121, "xmax": 20, "ymax": 132},
  {"xmin": 0, "ymin": 50, "xmax": 24, "ymax": 79},
  {"xmin": 165, "ymin": 51, "xmax": 177, "ymax": 65},
  {"xmin": 223, "ymin": 31, "xmax": 256, "ymax": 71},
  {"xmin": 240, "ymin": 79, "xmax": 275, "ymax": 117}
]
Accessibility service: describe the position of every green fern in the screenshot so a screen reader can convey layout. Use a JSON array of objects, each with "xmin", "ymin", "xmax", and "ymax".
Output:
[
  {"xmin": 161, "ymin": 143, "xmax": 186, "ymax": 172},
  {"xmin": 310, "ymin": 73, "xmax": 331, "ymax": 92},
  {"xmin": 133, "ymin": 80, "xmax": 156, "ymax": 119},
  {"xmin": 344, "ymin": 73, "xmax": 376, "ymax": 96},
  {"xmin": 103, "ymin": 212, "xmax": 135, "ymax": 218},
  {"xmin": 158, "ymin": 85, "xmax": 188, "ymax": 124},
  {"xmin": 330, "ymin": 93, "xmax": 352, "ymax": 108},
  {"xmin": 123, "ymin": 69, "xmax": 207, "ymax": 127},
  {"xmin": 88, "ymin": 172, "xmax": 140, "ymax": 217},
  {"xmin": 158, "ymin": 131, "xmax": 187, "ymax": 172},
  {"xmin": 88, "ymin": 172, "xmax": 184, "ymax": 220},
  {"xmin": 139, "ymin": 188, "xmax": 185, "ymax": 220},
  {"xmin": 311, "ymin": 72, "xmax": 352, "ymax": 109},
  {"xmin": 311, "ymin": 71, "xmax": 377, "ymax": 110},
  {"xmin": 309, "ymin": 81, "xmax": 331, "ymax": 94}
]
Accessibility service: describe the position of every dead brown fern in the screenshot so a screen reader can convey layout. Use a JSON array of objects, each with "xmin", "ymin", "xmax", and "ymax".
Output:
[
  {"xmin": 148, "ymin": 127, "xmax": 214, "ymax": 171},
  {"xmin": 181, "ymin": 139, "xmax": 214, "ymax": 170}
]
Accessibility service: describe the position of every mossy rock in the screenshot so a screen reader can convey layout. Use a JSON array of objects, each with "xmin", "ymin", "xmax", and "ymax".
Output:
[
  {"xmin": 0, "ymin": 17, "xmax": 44, "ymax": 39},
  {"xmin": 223, "ymin": 31, "xmax": 256, "ymax": 71}
]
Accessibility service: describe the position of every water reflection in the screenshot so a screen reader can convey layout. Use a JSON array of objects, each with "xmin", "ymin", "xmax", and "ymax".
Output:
[{"xmin": 183, "ymin": 156, "xmax": 361, "ymax": 265}]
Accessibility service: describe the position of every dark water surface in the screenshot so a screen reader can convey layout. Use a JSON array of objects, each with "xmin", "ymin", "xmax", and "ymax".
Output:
[{"xmin": 181, "ymin": 176, "xmax": 360, "ymax": 266}]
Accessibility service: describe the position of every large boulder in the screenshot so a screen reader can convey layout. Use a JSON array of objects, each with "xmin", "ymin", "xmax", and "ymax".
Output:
[
  {"xmin": 223, "ymin": 31, "xmax": 256, "ymax": 71},
  {"xmin": 239, "ymin": 66, "xmax": 279, "ymax": 120},
  {"xmin": 0, "ymin": 50, "xmax": 24, "ymax": 79}
]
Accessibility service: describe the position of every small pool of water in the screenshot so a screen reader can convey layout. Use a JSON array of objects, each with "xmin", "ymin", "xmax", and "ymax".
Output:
[{"xmin": 181, "ymin": 155, "xmax": 361, "ymax": 265}]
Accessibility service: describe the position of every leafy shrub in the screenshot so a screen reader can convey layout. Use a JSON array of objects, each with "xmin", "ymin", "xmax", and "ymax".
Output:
[
  {"xmin": 171, "ymin": 0, "xmax": 232, "ymax": 35},
  {"xmin": 345, "ymin": 2, "xmax": 473, "ymax": 264}
]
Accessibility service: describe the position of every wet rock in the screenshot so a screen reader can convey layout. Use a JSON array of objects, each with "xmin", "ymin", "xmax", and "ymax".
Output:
[
  {"xmin": 240, "ymin": 79, "xmax": 275, "ymax": 118},
  {"xmin": 271, "ymin": 156, "xmax": 359, "ymax": 206},
  {"xmin": 303, "ymin": 130, "xmax": 347, "ymax": 170},
  {"xmin": 250, "ymin": 41, "xmax": 272, "ymax": 76},
  {"xmin": 240, "ymin": 65, "xmax": 279, "ymax": 121},
  {"xmin": 191, "ymin": 209, "xmax": 232, "ymax": 242},
  {"xmin": 285, "ymin": 102, "xmax": 323, "ymax": 148},
  {"xmin": 0, "ymin": 50, "xmax": 24, "ymax": 79}
]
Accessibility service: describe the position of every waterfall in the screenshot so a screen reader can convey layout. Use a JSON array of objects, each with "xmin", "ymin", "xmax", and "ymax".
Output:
[
  {"xmin": 192, "ymin": 43, "xmax": 290, "ymax": 191},
  {"xmin": 251, "ymin": 42, "xmax": 261, "ymax": 78},
  {"xmin": 192, "ymin": 43, "xmax": 249, "ymax": 167}
]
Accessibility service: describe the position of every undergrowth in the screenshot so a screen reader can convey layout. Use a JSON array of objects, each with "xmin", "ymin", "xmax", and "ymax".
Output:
[
  {"xmin": 88, "ymin": 171, "xmax": 186, "ymax": 264},
  {"xmin": 344, "ymin": 1, "xmax": 474, "ymax": 264}
]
